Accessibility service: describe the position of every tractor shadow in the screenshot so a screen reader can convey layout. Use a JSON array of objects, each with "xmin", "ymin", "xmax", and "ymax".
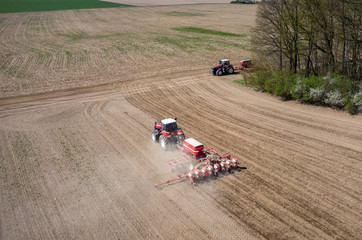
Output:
[
  {"xmin": 237, "ymin": 166, "xmax": 247, "ymax": 171},
  {"xmin": 213, "ymin": 72, "xmax": 241, "ymax": 77}
]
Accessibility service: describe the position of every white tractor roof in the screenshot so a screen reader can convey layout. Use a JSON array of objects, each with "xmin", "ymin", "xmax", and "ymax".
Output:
[
  {"xmin": 184, "ymin": 138, "xmax": 203, "ymax": 147},
  {"xmin": 221, "ymin": 59, "xmax": 230, "ymax": 62},
  {"xmin": 161, "ymin": 118, "xmax": 176, "ymax": 124}
]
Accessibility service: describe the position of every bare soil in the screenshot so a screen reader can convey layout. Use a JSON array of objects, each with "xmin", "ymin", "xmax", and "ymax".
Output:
[{"xmin": 1, "ymin": 4, "xmax": 362, "ymax": 240}]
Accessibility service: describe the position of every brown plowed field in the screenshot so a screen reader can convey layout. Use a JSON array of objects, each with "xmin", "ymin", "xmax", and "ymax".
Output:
[{"xmin": 1, "ymin": 4, "xmax": 362, "ymax": 240}]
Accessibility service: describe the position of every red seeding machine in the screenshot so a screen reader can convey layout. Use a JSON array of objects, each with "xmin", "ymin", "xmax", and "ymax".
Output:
[{"xmin": 152, "ymin": 119, "xmax": 240, "ymax": 188}]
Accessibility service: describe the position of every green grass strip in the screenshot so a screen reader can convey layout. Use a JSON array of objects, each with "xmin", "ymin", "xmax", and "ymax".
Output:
[
  {"xmin": 173, "ymin": 27, "xmax": 246, "ymax": 37},
  {"xmin": 0, "ymin": 0, "xmax": 134, "ymax": 13},
  {"xmin": 163, "ymin": 11, "xmax": 206, "ymax": 17}
]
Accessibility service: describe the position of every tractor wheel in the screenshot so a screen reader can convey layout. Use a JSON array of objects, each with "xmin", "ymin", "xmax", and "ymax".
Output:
[
  {"xmin": 159, "ymin": 135, "xmax": 169, "ymax": 150},
  {"xmin": 228, "ymin": 67, "xmax": 234, "ymax": 74},
  {"xmin": 151, "ymin": 130, "xmax": 159, "ymax": 142},
  {"xmin": 216, "ymin": 69, "xmax": 223, "ymax": 76}
]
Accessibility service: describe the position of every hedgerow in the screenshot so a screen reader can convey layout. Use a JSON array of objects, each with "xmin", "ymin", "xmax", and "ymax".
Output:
[{"xmin": 237, "ymin": 68, "xmax": 361, "ymax": 114}]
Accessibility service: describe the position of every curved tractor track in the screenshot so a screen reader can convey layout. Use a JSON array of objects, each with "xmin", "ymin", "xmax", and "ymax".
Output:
[{"xmin": 0, "ymin": 69, "xmax": 361, "ymax": 239}]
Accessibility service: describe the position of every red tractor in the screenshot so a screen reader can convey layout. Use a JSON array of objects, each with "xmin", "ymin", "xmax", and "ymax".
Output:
[
  {"xmin": 210, "ymin": 59, "xmax": 252, "ymax": 76},
  {"xmin": 210, "ymin": 59, "xmax": 234, "ymax": 76},
  {"xmin": 151, "ymin": 118, "xmax": 185, "ymax": 150}
]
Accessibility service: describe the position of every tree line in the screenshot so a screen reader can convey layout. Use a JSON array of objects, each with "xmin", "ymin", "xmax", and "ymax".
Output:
[{"xmin": 253, "ymin": 0, "xmax": 361, "ymax": 81}]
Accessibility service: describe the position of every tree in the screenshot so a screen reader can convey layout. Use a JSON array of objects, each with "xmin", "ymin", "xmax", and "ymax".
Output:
[{"xmin": 253, "ymin": 0, "xmax": 361, "ymax": 81}]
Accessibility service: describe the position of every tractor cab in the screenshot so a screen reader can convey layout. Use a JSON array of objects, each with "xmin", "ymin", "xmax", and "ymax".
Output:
[
  {"xmin": 161, "ymin": 118, "xmax": 178, "ymax": 132},
  {"xmin": 219, "ymin": 59, "xmax": 230, "ymax": 66}
]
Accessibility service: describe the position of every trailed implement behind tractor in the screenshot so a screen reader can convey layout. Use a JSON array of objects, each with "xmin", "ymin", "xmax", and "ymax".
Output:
[
  {"xmin": 210, "ymin": 59, "xmax": 251, "ymax": 76},
  {"xmin": 152, "ymin": 120, "xmax": 239, "ymax": 188}
]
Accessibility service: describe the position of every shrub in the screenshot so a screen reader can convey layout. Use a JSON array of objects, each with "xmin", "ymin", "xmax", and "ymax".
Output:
[
  {"xmin": 304, "ymin": 75, "xmax": 325, "ymax": 89},
  {"xmin": 250, "ymin": 66, "xmax": 272, "ymax": 91},
  {"xmin": 323, "ymin": 73, "xmax": 335, "ymax": 86},
  {"xmin": 262, "ymin": 77, "xmax": 275, "ymax": 93},
  {"xmin": 323, "ymin": 73, "xmax": 352, "ymax": 96},
  {"xmin": 345, "ymin": 98, "xmax": 357, "ymax": 114},
  {"xmin": 352, "ymin": 91, "xmax": 362, "ymax": 112},
  {"xmin": 309, "ymin": 87, "xmax": 325, "ymax": 103},
  {"xmin": 241, "ymin": 71, "xmax": 254, "ymax": 85},
  {"xmin": 243, "ymin": 68, "xmax": 359, "ymax": 114},
  {"xmin": 324, "ymin": 90, "xmax": 346, "ymax": 107},
  {"xmin": 293, "ymin": 75, "xmax": 325, "ymax": 102},
  {"xmin": 274, "ymin": 72, "xmax": 296, "ymax": 100},
  {"xmin": 292, "ymin": 76, "xmax": 308, "ymax": 99}
]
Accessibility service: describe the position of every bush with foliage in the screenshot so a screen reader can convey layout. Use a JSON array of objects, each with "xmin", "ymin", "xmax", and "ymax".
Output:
[
  {"xmin": 324, "ymin": 90, "xmax": 346, "ymax": 108},
  {"xmin": 293, "ymin": 77, "xmax": 307, "ymax": 98},
  {"xmin": 323, "ymin": 74, "xmax": 353, "ymax": 97},
  {"xmin": 309, "ymin": 87, "xmax": 325, "ymax": 102},
  {"xmin": 352, "ymin": 91, "xmax": 362, "ymax": 112},
  {"xmin": 251, "ymin": 66, "xmax": 272, "ymax": 90},
  {"xmin": 273, "ymin": 72, "xmax": 295, "ymax": 99},
  {"xmin": 236, "ymin": 67, "xmax": 359, "ymax": 114}
]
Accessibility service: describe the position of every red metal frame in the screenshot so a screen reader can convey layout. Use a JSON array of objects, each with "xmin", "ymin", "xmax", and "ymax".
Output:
[
  {"xmin": 154, "ymin": 145, "xmax": 239, "ymax": 188},
  {"xmin": 167, "ymin": 157, "xmax": 192, "ymax": 172}
]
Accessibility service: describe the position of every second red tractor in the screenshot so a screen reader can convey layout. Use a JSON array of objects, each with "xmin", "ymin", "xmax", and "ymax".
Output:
[
  {"xmin": 210, "ymin": 59, "xmax": 234, "ymax": 76},
  {"xmin": 210, "ymin": 59, "xmax": 251, "ymax": 76}
]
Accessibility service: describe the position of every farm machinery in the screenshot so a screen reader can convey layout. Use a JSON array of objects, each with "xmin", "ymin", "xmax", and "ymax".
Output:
[
  {"xmin": 210, "ymin": 59, "xmax": 251, "ymax": 76},
  {"xmin": 151, "ymin": 118, "xmax": 185, "ymax": 150},
  {"xmin": 152, "ymin": 119, "xmax": 240, "ymax": 187}
]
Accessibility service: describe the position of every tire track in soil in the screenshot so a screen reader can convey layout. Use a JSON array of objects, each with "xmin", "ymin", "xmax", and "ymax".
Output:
[
  {"xmin": 187, "ymin": 81, "xmax": 362, "ymax": 196},
  {"xmin": 120, "ymin": 76, "xmax": 278, "ymax": 238},
  {"xmin": 89, "ymin": 97, "xmax": 255, "ymax": 239},
  {"xmin": 198, "ymin": 83, "xmax": 362, "ymax": 230},
  {"xmin": 0, "ymin": 132, "xmax": 57, "ymax": 238},
  {"xmin": 82, "ymin": 99, "xmax": 232, "ymax": 239},
  {"xmin": 0, "ymin": 68, "xmax": 206, "ymax": 107},
  {"xmin": 99, "ymin": 99, "xmax": 250, "ymax": 238},
  {"xmin": 84, "ymin": 101, "xmax": 156, "ymax": 238}
]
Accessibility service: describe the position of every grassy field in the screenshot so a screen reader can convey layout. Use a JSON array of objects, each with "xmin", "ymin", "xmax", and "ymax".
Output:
[
  {"xmin": 174, "ymin": 27, "xmax": 247, "ymax": 37},
  {"xmin": 0, "ymin": 0, "xmax": 134, "ymax": 13}
]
